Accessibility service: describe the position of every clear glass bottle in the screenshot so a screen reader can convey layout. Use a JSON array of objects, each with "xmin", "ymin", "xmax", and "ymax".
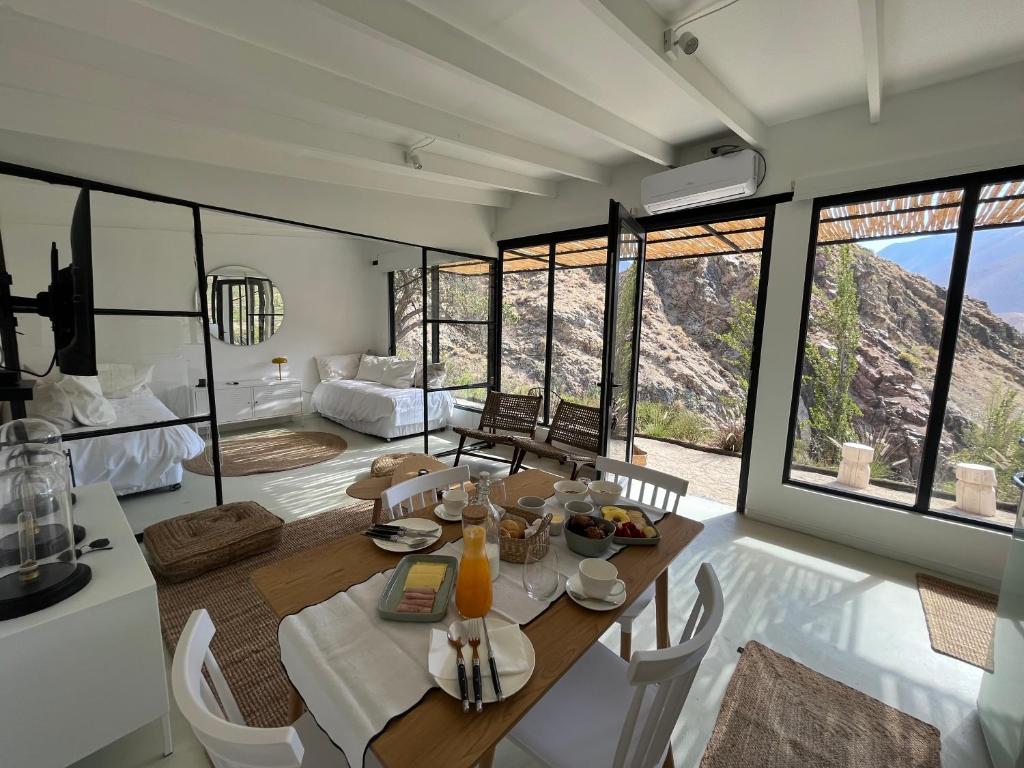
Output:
[{"xmin": 463, "ymin": 471, "xmax": 500, "ymax": 581}]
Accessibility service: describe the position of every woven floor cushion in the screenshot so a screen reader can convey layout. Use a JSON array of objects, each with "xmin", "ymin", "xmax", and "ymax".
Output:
[
  {"xmin": 370, "ymin": 452, "xmax": 419, "ymax": 478},
  {"xmin": 145, "ymin": 501, "xmax": 283, "ymax": 583}
]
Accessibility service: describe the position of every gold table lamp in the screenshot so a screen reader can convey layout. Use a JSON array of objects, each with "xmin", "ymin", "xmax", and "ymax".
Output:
[{"xmin": 272, "ymin": 356, "xmax": 288, "ymax": 380}]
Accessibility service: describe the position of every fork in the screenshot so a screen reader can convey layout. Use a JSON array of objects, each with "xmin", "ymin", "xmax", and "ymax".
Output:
[
  {"xmin": 467, "ymin": 619, "xmax": 483, "ymax": 712},
  {"xmin": 362, "ymin": 531, "xmax": 433, "ymax": 548}
]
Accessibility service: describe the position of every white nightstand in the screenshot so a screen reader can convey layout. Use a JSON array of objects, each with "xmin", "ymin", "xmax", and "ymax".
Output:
[
  {"xmin": 0, "ymin": 483, "xmax": 171, "ymax": 768},
  {"xmin": 192, "ymin": 378, "xmax": 302, "ymax": 425}
]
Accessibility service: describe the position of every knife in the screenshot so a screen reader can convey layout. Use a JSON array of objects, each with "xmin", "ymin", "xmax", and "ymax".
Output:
[{"xmin": 481, "ymin": 616, "xmax": 504, "ymax": 702}]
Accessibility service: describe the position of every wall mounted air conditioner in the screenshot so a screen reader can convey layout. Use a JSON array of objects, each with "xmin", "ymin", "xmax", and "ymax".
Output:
[{"xmin": 641, "ymin": 148, "xmax": 762, "ymax": 215}]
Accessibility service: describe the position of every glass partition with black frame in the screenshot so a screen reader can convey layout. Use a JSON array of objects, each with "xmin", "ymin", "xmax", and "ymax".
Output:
[
  {"xmin": 0, "ymin": 173, "xmax": 225, "ymax": 511},
  {"xmin": 419, "ymin": 248, "xmax": 498, "ymax": 454},
  {"xmin": 785, "ymin": 166, "xmax": 1024, "ymax": 531}
]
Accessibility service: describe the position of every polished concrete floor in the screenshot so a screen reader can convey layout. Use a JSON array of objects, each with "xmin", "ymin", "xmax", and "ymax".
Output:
[{"xmin": 81, "ymin": 415, "xmax": 992, "ymax": 768}]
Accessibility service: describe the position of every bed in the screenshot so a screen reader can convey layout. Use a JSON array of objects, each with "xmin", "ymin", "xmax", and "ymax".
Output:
[
  {"xmin": 65, "ymin": 388, "xmax": 206, "ymax": 496},
  {"xmin": 311, "ymin": 379, "xmax": 454, "ymax": 439}
]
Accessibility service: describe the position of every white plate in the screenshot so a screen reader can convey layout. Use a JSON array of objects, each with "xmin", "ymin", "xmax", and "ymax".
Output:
[
  {"xmin": 565, "ymin": 573, "xmax": 626, "ymax": 612},
  {"xmin": 434, "ymin": 617, "xmax": 535, "ymax": 704},
  {"xmin": 433, "ymin": 503, "xmax": 463, "ymax": 522},
  {"xmin": 371, "ymin": 517, "xmax": 442, "ymax": 553}
]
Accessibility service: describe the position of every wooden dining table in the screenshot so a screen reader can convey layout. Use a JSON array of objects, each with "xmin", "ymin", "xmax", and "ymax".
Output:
[{"xmin": 251, "ymin": 467, "xmax": 703, "ymax": 768}]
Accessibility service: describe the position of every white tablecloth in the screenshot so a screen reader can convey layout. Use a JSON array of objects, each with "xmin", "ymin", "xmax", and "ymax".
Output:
[{"xmin": 278, "ymin": 503, "xmax": 664, "ymax": 766}]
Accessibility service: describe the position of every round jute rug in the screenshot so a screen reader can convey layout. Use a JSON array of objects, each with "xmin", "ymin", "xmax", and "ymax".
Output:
[{"xmin": 184, "ymin": 429, "xmax": 347, "ymax": 477}]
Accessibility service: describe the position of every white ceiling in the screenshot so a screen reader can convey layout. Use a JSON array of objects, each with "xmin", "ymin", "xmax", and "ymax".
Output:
[{"xmin": 0, "ymin": 0, "xmax": 1021, "ymax": 210}]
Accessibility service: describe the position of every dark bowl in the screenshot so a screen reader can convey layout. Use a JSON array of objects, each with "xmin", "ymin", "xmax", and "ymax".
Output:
[{"xmin": 564, "ymin": 514, "xmax": 615, "ymax": 557}]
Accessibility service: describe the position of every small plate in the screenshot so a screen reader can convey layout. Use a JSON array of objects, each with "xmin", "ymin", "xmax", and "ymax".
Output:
[
  {"xmin": 433, "ymin": 503, "xmax": 463, "ymax": 522},
  {"xmin": 433, "ymin": 617, "xmax": 535, "ymax": 703},
  {"xmin": 565, "ymin": 573, "xmax": 626, "ymax": 612},
  {"xmin": 371, "ymin": 517, "xmax": 442, "ymax": 553}
]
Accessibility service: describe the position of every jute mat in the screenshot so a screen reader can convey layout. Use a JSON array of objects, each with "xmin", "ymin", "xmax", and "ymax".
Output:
[
  {"xmin": 700, "ymin": 641, "xmax": 941, "ymax": 768},
  {"xmin": 154, "ymin": 501, "xmax": 374, "ymax": 727},
  {"xmin": 916, "ymin": 573, "xmax": 996, "ymax": 671},
  {"xmin": 185, "ymin": 429, "xmax": 347, "ymax": 477}
]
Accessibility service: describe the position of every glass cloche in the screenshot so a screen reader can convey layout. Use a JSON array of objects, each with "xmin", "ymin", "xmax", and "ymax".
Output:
[
  {"xmin": 0, "ymin": 417, "xmax": 83, "ymax": 544},
  {"xmin": 0, "ymin": 463, "xmax": 91, "ymax": 620}
]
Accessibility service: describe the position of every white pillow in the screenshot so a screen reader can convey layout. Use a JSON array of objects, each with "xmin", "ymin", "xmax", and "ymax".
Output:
[
  {"xmin": 316, "ymin": 353, "xmax": 362, "ymax": 382},
  {"xmin": 59, "ymin": 376, "xmax": 116, "ymax": 427},
  {"xmin": 380, "ymin": 359, "xmax": 417, "ymax": 389},
  {"xmin": 414, "ymin": 362, "xmax": 447, "ymax": 389},
  {"xmin": 25, "ymin": 380, "xmax": 77, "ymax": 431},
  {"xmin": 355, "ymin": 355, "xmax": 399, "ymax": 383},
  {"xmin": 96, "ymin": 363, "xmax": 154, "ymax": 399}
]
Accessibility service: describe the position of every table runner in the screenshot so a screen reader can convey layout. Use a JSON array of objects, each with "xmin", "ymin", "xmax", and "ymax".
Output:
[{"xmin": 279, "ymin": 503, "xmax": 664, "ymax": 766}]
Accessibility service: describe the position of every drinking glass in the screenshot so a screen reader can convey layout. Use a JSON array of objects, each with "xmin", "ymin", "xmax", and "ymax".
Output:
[
  {"xmin": 522, "ymin": 543, "xmax": 560, "ymax": 602},
  {"xmin": 489, "ymin": 477, "xmax": 507, "ymax": 511}
]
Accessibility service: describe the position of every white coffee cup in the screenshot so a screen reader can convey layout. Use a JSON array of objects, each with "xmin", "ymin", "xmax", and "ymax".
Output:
[
  {"xmin": 563, "ymin": 499, "xmax": 594, "ymax": 516},
  {"xmin": 578, "ymin": 558, "xmax": 626, "ymax": 600},
  {"xmin": 444, "ymin": 489, "xmax": 468, "ymax": 514}
]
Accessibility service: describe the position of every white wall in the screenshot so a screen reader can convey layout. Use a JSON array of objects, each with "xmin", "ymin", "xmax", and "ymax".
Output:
[{"xmin": 493, "ymin": 62, "xmax": 1024, "ymax": 586}]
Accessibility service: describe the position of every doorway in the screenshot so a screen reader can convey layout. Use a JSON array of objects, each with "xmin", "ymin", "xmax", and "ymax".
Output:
[{"xmin": 600, "ymin": 198, "xmax": 779, "ymax": 511}]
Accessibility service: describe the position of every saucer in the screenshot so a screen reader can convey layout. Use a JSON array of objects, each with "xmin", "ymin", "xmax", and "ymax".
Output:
[
  {"xmin": 565, "ymin": 573, "xmax": 626, "ymax": 612},
  {"xmin": 433, "ymin": 502, "xmax": 463, "ymax": 522}
]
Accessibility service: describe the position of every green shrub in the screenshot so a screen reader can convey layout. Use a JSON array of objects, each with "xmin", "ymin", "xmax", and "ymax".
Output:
[{"xmin": 635, "ymin": 401, "xmax": 710, "ymax": 444}]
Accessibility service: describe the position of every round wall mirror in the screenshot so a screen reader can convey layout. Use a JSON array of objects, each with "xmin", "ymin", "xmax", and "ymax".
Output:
[{"xmin": 200, "ymin": 265, "xmax": 284, "ymax": 346}]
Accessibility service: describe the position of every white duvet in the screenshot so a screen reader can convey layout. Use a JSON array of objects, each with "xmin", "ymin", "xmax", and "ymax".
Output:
[
  {"xmin": 311, "ymin": 379, "xmax": 454, "ymax": 438},
  {"xmin": 65, "ymin": 390, "xmax": 205, "ymax": 496}
]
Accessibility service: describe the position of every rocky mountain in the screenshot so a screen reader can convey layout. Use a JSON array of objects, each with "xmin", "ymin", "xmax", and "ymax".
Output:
[{"xmin": 460, "ymin": 242, "xmax": 1024, "ymax": 475}]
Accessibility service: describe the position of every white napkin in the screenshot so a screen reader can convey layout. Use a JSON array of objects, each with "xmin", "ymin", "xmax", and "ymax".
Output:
[{"xmin": 427, "ymin": 622, "xmax": 529, "ymax": 680}]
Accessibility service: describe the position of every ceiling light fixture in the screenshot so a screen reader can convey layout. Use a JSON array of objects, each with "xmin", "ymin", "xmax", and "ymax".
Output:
[{"xmin": 404, "ymin": 150, "xmax": 423, "ymax": 170}]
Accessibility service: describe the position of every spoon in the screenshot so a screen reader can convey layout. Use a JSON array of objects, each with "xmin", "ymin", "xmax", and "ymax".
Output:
[
  {"xmin": 447, "ymin": 623, "xmax": 470, "ymax": 713},
  {"xmin": 567, "ymin": 585, "xmax": 622, "ymax": 606},
  {"xmin": 58, "ymin": 538, "xmax": 112, "ymax": 562}
]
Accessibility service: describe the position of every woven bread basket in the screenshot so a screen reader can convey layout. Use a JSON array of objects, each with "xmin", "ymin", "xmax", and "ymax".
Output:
[{"xmin": 499, "ymin": 507, "xmax": 551, "ymax": 563}]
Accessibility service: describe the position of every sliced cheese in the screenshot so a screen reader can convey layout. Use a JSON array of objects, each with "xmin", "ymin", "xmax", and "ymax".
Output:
[{"xmin": 404, "ymin": 563, "xmax": 447, "ymax": 591}]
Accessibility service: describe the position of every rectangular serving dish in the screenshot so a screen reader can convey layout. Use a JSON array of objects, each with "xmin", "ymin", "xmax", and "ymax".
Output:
[
  {"xmin": 377, "ymin": 553, "xmax": 458, "ymax": 622},
  {"xmin": 608, "ymin": 504, "xmax": 661, "ymax": 546}
]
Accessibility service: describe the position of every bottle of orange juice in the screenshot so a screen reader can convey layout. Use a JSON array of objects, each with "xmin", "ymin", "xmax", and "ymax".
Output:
[{"xmin": 455, "ymin": 500, "xmax": 493, "ymax": 618}]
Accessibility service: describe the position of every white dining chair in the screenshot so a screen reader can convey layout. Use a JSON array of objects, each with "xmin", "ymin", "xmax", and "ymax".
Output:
[
  {"xmin": 596, "ymin": 456, "xmax": 690, "ymax": 659},
  {"xmin": 379, "ymin": 464, "xmax": 470, "ymax": 522},
  {"xmin": 172, "ymin": 608, "xmax": 378, "ymax": 768},
  {"xmin": 507, "ymin": 563, "xmax": 723, "ymax": 768}
]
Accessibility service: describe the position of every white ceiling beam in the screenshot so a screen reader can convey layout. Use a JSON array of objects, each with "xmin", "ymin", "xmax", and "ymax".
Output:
[
  {"xmin": 0, "ymin": 35, "xmax": 556, "ymax": 197},
  {"xmin": 857, "ymin": 0, "xmax": 883, "ymax": 124},
  {"xmin": 3, "ymin": 1, "xmax": 609, "ymax": 184},
  {"xmin": 577, "ymin": 0, "xmax": 767, "ymax": 149},
  {"xmin": 0, "ymin": 85, "xmax": 512, "ymax": 207},
  {"xmin": 308, "ymin": 0, "xmax": 675, "ymax": 166}
]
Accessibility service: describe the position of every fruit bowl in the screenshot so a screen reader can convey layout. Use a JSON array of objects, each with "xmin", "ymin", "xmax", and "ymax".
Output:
[{"xmin": 604, "ymin": 505, "xmax": 660, "ymax": 546}]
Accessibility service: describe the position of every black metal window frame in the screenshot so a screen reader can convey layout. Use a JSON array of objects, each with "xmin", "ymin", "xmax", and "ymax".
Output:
[
  {"xmin": 417, "ymin": 247, "xmax": 500, "ymax": 455},
  {"xmin": 0, "ymin": 159, "xmax": 500, "ymax": 501},
  {"xmin": 782, "ymin": 162, "xmax": 1024, "ymax": 533},
  {"xmin": 495, "ymin": 193, "xmax": 791, "ymax": 512}
]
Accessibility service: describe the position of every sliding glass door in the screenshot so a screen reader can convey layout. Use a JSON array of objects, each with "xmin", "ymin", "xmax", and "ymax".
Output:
[{"xmin": 600, "ymin": 200, "xmax": 646, "ymax": 461}]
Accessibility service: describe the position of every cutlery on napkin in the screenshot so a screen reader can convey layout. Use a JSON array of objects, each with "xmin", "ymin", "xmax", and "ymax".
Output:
[{"xmin": 428, "ymin": 622, "xmax": 529, "ymax": 686}]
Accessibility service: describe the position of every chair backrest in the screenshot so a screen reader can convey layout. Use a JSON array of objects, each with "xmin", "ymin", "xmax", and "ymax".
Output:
[
  {"xmin": 613, "ymin": 563, "xmax": 724, "ymax": 768},
  {"xmin": 171, "ymin": 609, "xmax": 305, "ymax": 768},
  {"xmin": 477, "ymin": 391, "xmax": 542, "ymax": 437},
  {"xmin": 380, "ymin": 465, "xmax": 471, "ymax": 522},
  {"xmin": 595, "ymin": 456, "xmax": 689, "ymax": 514},
  {"xmin": 546, "ymin": 400, "xmax": 601, "ymax": 454}
]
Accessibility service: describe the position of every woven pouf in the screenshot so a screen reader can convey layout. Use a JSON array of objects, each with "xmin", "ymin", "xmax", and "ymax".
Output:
[
  {"xmin": 145, "ymin": 501, "xmax": 283, "ymax": 583},
  {"xmin": 370, "ymin": 452, "xmax": 418, "ymax": 478}
]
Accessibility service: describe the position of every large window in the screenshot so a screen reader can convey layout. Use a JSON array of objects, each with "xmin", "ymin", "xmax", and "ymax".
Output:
[
  {"xmin": 388, "ymin": 251, "xmax": 497, "ymax": 414},
  {"xmin": 498, "ymin": 231, "xmax": 607, "ymax": 423},
  {"xmin": 786, "ymin": 170, "xmax": 1024, "ymax": 530}
]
